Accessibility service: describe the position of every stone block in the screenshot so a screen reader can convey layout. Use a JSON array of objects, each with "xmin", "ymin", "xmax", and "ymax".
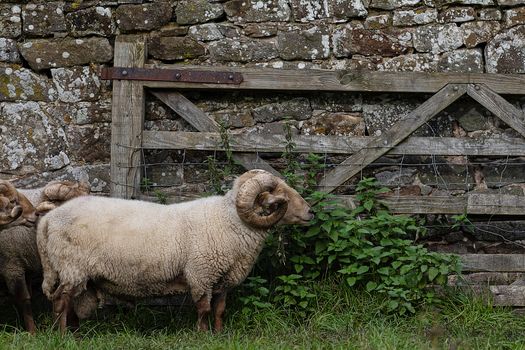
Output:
[
  {"xmin": 333, "ymin": 25, "xmax": 410, "ymax": 57},
  {"xmin": 485, "ymin": 25, "xmax": 525, "ymax": 73},
  {"xmin": 148, "ymin": 35, "xmax": 205, "ymax": 60},
  {"xmin": 370, "ymin": 0, "xmax": 421, "ymax": 10},
  {"xmin": 438, "ymin": 7, "xmax": 476, "ymax": 23},
  {"xmin": 300, "ymin": 112, "xmax": 365, "ymax": 136},
  {"xmin": 19, "ymin": 37, "xmax": 113, "ymax": 70},
  {"xmin": 413, "ymin": 23, "xmax": 463, "ymax": 53},
  {"xmin": 116, "ymin": 1, "xmax": 172, "ymax": 32},
  {"xmin": 176, "ymin": 0, "xmax": 224, "ymax": 25},
  {"xmin": 224, "ymin": 0, "xmax": 290, "ymax": 23},
  {"xmin": 504, "ymin": 7, "xmax": 525, "ymax": 28},
  {"xmin": 393, "ymin": 8, "xmax": 437, "ymax": 26},
  {"xmin": 437, "ymin": 48, "xmax": 484, "ymax": 72},
  {"xmin": 51, "ymin": 66, "xmax": 102, "ymax": 103},
  {"xmin": 0, "ymin": 4, "xmax": 22, "ymax": 38},
  {"xmin": 0, "ymin": 65, "xmax": 57, "ymax": 101},
  {"xmin": 0, "ymin": 101, "xmax": 68, "ymax": 173},
  {"xmin": 365, "ymin": 14, "xmax": 391, "ymax": 29},
  {"xmin": 66, "ymin": 6, "xmax": 114, "ymax": 36},
  {"xmin": 479, "ymin": 8, "xmax": 501, "ymax": 21},
  {"xmin": 0, "ymin": 38, "xmax": 20, "ymax": 63},
  {"xmin": 188, "ymin": 23, "xmax": 224, "ymax": 41},
  {"xmin": 277, "ymin": 26, "xmax": 330, "ymax": 60},
  {"xmin": 209, "ymin": 38, "xmax": 279, "ymax": 62},
  {"xmin": 461, "ymin": 20, "xmax": 500, "ymax": 48},
  {"xmin": 252, "ymin": 97, "xmax": 312, "ymax": 122},
  {"xmin": 22, "ymin": 2, "xmax": 66, "ymax": 36}
]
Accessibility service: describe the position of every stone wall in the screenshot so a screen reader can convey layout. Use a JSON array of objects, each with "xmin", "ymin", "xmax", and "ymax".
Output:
[{"xmin": 1, "ymin": 0, "xmax": 524, "ymax": 207}]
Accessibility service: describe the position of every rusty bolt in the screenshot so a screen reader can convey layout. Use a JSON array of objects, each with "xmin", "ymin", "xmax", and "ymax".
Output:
[
  {"xmin": 121, "ymin": 70, "xmax": 128, "ymax": 76},
  {"xmin": 175, "ymin": 73, "xmax": 181, "ymax": 79}
]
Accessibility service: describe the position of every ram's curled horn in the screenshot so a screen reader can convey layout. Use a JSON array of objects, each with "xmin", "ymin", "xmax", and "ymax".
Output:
[
  {"xmin": 43, "ymin": 181, "xmax": 90, "ymax": 202},
  {"xmin": 0, "ymin": 204, "xmax": 23, "ymax": 226},
  {"xmin": 235, "ymin": 172, "xmax": 289, "ymax": 229},
  {"xmin": 36, "ymin": 201, "xmax": 58, "ymax": 214}
]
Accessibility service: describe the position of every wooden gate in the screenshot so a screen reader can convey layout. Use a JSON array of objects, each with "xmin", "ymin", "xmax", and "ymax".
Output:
[{"xmin": 103, "ymin": 35, "xmax": 525, "ymax": 306}]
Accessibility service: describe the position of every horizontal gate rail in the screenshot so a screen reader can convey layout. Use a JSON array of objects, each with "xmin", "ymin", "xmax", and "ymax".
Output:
[
  {"xmin": 132, "ymin": 64, "xmax": 525, "ymax": 94},
  {"xmin": 143, "ymin": 131, "xmax": 525, "ymax": 156}
]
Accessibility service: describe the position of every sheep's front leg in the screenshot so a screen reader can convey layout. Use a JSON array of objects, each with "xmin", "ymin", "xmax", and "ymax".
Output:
[
  {"xmin": 52, "ymin": 285, "xmax": 75, "ymax": 335},
  {"xmin": 195, "ymin": 293, "xmax": 212, "ymax": 331},
  {"xmin": 7, "ymin": 275, "xmax": 36, "ymax": 334},
  {"xmin": 212, "ymin": 291, "xmax": 227, "ymax": 332}
]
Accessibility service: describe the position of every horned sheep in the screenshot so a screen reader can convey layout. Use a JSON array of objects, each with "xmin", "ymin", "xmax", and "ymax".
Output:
[
  {"xmin": 37, "ymin": 169, "xmax": 313, "ymax": 332},
  {"xmin": 0, "ymin": 180, "xmax": 89, "ymax": 334}
]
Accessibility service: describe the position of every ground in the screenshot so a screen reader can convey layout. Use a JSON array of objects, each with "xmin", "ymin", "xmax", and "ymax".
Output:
[{"xmin": 0, "ymin": 282, "xmax": 524, "ymax": 349}]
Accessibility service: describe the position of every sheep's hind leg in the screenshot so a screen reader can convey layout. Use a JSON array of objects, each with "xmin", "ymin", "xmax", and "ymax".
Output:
[
  {"xmin": 195, "ymin": 293, "xmax": 212, "ymax": 331},
  {"xmin": 7, "ymin": 274, "xmax": 36, "ymax": 334},
  {"xmin": 212, "ymin": 291, "xmax": 227, "ymax": 332}
]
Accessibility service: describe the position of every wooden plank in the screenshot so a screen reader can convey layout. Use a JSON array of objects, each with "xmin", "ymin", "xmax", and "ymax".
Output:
[
  {"xmin": 110, "ymin": 35, "xmax": 147, "ymax": 199},
  {"xmin": 318, "ymin": 84, "xmax": 467, "ymax": 193},
  {"xmin": 150, "ymin": 91, "xmax": 281, "ymax": 177},
  {"xmin": 467, "ymin": 84, "xmax": 525, "ymax": 139},
  {"xmin": 460, "ymin": 254, "xmax": 525, "ymax": 272},
  {"xmin": 467, "ymin": 194, "xmax": 525, "ymax": 215},
  {"xmin": 338, "ymin": 195, "xmax": 467, "ymax": 214},
  {"xmin": 142, "ymin": 131, "xmax": 525, "ymax": 156},
  {"xmin": 141, "ymin": 66, "xmax": 525, "ymax": 95},
  {"xmin": 141, "ymin": 193, "xmax": 524, "ymax": 215},
  {"xmin": 150, "ymin": 91, "xmax": 220, "ymax": 131},
  {"xmin": 490, "ymin": 285, "xmax": 525, "ymax": 306},
  {"xmin": 448, "ymin": 272, "xmax": 525, "ymax": 286}
]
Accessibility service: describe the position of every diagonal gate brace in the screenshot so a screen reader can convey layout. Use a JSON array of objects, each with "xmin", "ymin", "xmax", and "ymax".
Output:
[{"xmin": 318, "ymin": 84, "xmax": 468, "ymax": 193}]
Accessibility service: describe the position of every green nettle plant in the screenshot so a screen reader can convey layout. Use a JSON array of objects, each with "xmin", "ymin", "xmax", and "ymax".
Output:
[
  {"xmin": 206, "ymin": 121, "xmax": 239, "ymax": 195},
  {"xmin": 252, "ymin": 166, "xmax": 460, "ymax": 316}
]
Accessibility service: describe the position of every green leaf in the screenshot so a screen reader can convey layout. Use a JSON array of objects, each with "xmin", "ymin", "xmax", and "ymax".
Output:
[
  {"xmin": 428, "ymin": 267, "xmax": 439, "ymax": 281},
  {"xmin": 387, "ymin": 300, "xmax": 399, "ymax": 311},
  {"xmin": 356, "ymin": 265, "xmax": 369, "ymax": 275},
  {"xmin": 399, "ymin": 265, "xmax": 413, "ymax": 275},
  {"xmin": 346, "ymin": 277, "xmax": 357, "ymax": 287},
  {"xmin": 366, "ymin": 281, "xmax": 377, "ymax": 291},
  {"xmin": 364, "ymin": 199, "xmax": 374, "ymax": 212}
]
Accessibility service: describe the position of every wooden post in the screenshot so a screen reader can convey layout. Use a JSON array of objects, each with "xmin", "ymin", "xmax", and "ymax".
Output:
[{"xmin": 110, "ymin": 35, "xmax": 147, "ymax": 198}]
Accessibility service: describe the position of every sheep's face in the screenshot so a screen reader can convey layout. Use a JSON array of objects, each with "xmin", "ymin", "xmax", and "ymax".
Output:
[
  {"xmin": 0, "ymin": 181, "xmax": 38, "ymax": 228},
  {"xmin": 235, "ymin": 170, "xmax": 313, "ymax": 229},
  {"xmin": 270, "ymin": 181, "xmax": 313, "ymax": 226}
]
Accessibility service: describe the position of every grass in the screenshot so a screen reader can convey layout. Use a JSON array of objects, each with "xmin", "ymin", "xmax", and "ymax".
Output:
[{"xmin": 0, "ymin": 282, "xmax": 524, "ymax": 350}]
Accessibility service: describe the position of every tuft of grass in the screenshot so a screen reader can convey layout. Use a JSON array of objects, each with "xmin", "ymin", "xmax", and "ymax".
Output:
[{"xmin": 0, "ymin": 282, "xmax": 524, "ymax": 349}]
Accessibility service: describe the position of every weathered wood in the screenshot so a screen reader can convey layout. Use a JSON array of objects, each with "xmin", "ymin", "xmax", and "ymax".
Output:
[
  {"xmin": 490, "ymin": 285, "xmax": 525, "ymax": 306},
  {"xmin": 142, "ymin": 131, "xmax": 525, "ymax": 156},
  {"xmin": 142, "ymin": 65, "xmax": 525, "ymax": 95},
  {"xmin": 318, "ymin": 84, "xmax": 467, "ymax": 193},
  {"xmin": 448, "ymin": 272, "xmax": 525, "ymax": 286},
  {"xmin": 150, "ymin": 91, "xmax": 220, "ymax": 131},
  {"xmin": 460, "ymin": 254, "xmax": 525, "ymax": 272},
  {"xmin": 467, "ymin": 194, "xmax": 525, "ymax": 216},
  {"xmin": 110, "ymin": 35, "xmax": 147, "ymax": 199},
  {"xmin": 150, "ymin": 91, "xmax": 281, "ymax": 177},
  {"xmin": 467, "ymin": 84, "xmax": 525, "ymax": 139}
]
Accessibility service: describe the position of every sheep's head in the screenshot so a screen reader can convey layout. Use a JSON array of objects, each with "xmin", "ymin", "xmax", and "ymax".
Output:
[
  {"xmin": 235, "ymin": 170, "xmax": 313, "ymax": 229},
  {"xmin": 0, "ymin": 180, "xmax": 38, "ymax": 228},
  {"xmin": 36, "ymin": 180, "xmax": 91, "ymax": 213}
]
